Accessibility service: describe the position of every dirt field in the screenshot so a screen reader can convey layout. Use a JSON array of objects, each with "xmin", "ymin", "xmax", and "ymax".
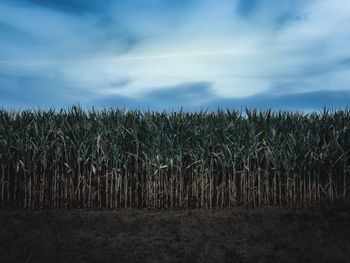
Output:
[{"xmin": 1, "ymin": 202, "xmax": 350, "ymax": 263}]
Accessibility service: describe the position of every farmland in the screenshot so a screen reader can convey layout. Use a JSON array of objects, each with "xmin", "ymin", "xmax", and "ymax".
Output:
[
  {"xmin": 0, "ymin": 203, "xmax": 350, "ymax": 263},
  {"xmin": 1, "ymin": 107, "xmax": 350, "ymax": 262},
  {"xmin": 0, "ymin": 107, "xmax": 349, "ymax": 209}
]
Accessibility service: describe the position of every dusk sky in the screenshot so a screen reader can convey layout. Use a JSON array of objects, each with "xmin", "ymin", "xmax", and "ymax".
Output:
[{"xmin": 1, "ymin": 0, "xmax": 350, "ymax": 111}]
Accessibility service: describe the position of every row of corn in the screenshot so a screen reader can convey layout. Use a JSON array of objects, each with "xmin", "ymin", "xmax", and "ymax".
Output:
[{"xmin": 0, "ymin": 107, "xmax": 349, "ymax": 209}]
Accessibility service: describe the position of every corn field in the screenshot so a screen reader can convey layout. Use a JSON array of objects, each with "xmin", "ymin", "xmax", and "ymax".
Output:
[{"xmin": 0, "ymin": 107, "xmax": 349, "ymax": 209}]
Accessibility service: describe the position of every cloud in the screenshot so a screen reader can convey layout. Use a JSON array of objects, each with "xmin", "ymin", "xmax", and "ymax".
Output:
[
  {"xmin": 236, "ymin": 0, "xmax": 258, "ymax": 17},
  {"xmin": 12, "ymin": 0, "xmax": 106, "ymax": 14},
  {"xmin": 94, "ymin": 88, "xmax": 350, "ymax": 112},
  {"xmin": 0, "ymin": 0, "xmax": 350, "ymax": 110},
  {"xmin": 95, "ymin": 81, "xmax": 213, "ymax": 111},
  {"xmin": 206, "ymin": 90, "xmax": 350, "ymax": 112},
  {"xmin": 142, "ymin": 81, "xmax": 213, "ymax": 109},
  {"xmin": 0, "ymin": 66, "xmax": 96, "ymax": 109}
]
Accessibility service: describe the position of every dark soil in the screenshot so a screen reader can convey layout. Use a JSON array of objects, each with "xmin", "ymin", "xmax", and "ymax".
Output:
[{"xmin": 1, "ymin": 202, "xmax": 350, "ymax": 263}]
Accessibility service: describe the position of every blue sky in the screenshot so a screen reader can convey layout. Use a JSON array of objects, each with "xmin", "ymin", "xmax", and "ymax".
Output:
[{"xmin": 1, "ymin": 0, "xmax": 350, "ymax": 111}]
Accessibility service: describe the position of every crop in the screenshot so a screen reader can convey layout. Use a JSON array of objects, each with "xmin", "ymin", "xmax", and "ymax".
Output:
[{"xmin": 0, "ymin": 107, "xmax": 349, "ymax": 209}]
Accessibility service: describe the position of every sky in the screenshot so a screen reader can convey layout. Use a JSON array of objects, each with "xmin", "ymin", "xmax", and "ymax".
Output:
[{"xmin": 1, "ymin": 0, "xmax": 350, "ymax": 111}]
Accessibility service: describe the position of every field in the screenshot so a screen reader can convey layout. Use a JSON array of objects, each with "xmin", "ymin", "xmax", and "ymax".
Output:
[
  {"xmin": 1, "ymin": 107, "xmax": 350, "ymax": 262},
  {"xmin": 1, "ymin": 203, "xmax": 350, "ymax": 263},
  {"xmin": 1, "ymin": 108, "xmax": 349, "ymax": 208}
]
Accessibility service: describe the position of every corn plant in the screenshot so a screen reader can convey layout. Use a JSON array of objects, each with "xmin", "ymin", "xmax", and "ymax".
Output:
[{"xmin": 0, "ymin": 106, "xmax": 349, "ymax": 209}]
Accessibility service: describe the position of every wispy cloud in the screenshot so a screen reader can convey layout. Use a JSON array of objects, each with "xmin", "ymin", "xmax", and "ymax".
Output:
[{"xmin": 1, "ymin": 0, "xmax": 350, "ymax": 110}]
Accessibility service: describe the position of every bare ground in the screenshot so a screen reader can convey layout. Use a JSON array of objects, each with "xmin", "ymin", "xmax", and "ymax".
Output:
[{"xmin": 0, "ymin": 202, "xmax": 350, "ymax": 263}]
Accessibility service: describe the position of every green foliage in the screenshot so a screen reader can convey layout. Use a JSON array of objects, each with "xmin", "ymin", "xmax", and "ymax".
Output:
[{"xmin": 0, "ymin": 107, "xmax": 349, "ymax": 208}]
